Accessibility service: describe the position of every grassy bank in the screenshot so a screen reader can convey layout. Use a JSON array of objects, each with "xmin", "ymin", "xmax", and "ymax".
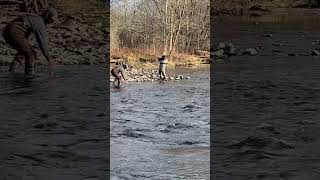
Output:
[{"xmin": 111, "ymin": 48, "xmax": 208, "ymax": 70}]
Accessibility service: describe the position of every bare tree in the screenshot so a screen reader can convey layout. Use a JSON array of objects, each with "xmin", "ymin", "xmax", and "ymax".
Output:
[{"xmin": 111, "ymin": 0, "xmax": 209, "ymax": 56}]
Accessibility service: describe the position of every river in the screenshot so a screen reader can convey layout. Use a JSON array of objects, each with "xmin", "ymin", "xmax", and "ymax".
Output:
[
  {"xmin": 0, "ymin": 65, "xmax": 108, "ymax": 179},
  {"xmin": 213, "ymin": 8, "xmax": 320, "ymax": 180},
  {"xmin": 111, "ymin": 65, "xmax": 210, "ymax": 180}
]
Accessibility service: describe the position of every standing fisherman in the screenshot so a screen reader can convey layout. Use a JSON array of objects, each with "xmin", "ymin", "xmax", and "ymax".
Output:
[
  {"xmin": 158, "ymin": 55, "xmax": 167, "ymax": 80},
  {"xmin": 2, "ymin": 7, "xmax": 58, "ymax": 76}
]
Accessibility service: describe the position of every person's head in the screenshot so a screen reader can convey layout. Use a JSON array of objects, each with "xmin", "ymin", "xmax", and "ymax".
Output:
[
  {"xmin": 122, "ymin": 64, "xmax": 128, "ymax": 70},
  {"xmin": 159, "ymin": 55, "xmax": 166, "ymax": 60},
  {"xmin": 43, "ymin": 7, "xmax": 58, "ymax": 24}
]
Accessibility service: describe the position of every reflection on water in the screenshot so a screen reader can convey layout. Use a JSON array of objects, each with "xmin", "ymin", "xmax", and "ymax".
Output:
[{"xmin": 111, "ymin": 66, "xmax": 210, "ymax": 180}]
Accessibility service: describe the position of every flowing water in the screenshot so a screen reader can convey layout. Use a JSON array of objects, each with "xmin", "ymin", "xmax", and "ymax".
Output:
[
  {"xmin": 0, "ymin": 65, "xmax": 108, "ymax": 179},
  {"xmin": 111, "ymin": 66, "xmax": 210, "ymax": 180},
  {"xmin": 213, "ymin": 8, "xmax": 320, "ymax": 179}
]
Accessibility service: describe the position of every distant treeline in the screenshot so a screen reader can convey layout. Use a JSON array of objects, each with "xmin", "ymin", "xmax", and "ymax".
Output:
[{"xmin": 111, "ymin": 0, "xmax": 209, "ymax": 56}]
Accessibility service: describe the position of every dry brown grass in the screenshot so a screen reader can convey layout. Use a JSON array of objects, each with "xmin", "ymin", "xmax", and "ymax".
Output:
[
  {"xmin": 111, "ymin": 48, "xmax": 160, "ymax": 62},
  {"xmin": 111, "ymin": 48, "xmax": 203, "ymax": 69}
]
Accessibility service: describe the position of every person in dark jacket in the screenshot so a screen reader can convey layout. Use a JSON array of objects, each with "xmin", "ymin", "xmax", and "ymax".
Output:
[
  {"xmin": 2, "ymin": 7, "xmax": 58, "ymax": 76},
  {"xmin": 158, "ymin": 55, "xmax": 167, "ymax": 80},
  {"xmin": 111, "ymin": 63, "xmax": 128, "ymax": 86}
]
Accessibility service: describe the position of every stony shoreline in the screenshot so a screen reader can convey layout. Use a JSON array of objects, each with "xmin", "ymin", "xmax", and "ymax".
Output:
[
  {"xmin": 110, "ymin": 67, "xmax": 210, "ymax": 83},
  {"xmin": 0, "ymin": 12, "xmax": 106, "ymax": 66}
]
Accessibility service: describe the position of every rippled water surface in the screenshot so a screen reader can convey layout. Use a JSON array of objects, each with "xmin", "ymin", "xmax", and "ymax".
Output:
[
  {"xmin": 0, "ymin": 65, "xmax": 108, "ymax": 179},
  {"xmin": 111, "ymin": 66, "xmax": 210, "ymax": 180},
  {"xmin": 213, "ymin": 8, "xmax": 320, "ymax": 180}
]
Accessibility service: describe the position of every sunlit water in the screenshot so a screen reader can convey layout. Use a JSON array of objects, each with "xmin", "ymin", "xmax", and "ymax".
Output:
[{"xmin": 111, "ymin": 66, "xmax": 210, "ymax": 180}]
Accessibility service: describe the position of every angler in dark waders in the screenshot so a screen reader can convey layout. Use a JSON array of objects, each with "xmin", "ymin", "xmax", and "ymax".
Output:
[
  {"xmin": 158, "ymin": 55, "xmax": 167, "ymax": 81},
  {"xmin": 111, "ymin": 63, "xmax": 128, "ymax": 87},
  {"xmin": 2, "ymin": 7, "xmax": 58, "ymax": 77}
]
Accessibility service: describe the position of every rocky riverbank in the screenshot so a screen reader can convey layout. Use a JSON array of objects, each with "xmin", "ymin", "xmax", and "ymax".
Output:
[
  {"xmin": 110, "ymin": 49, "xmax": 210, "ymax": 83},
  {"xmin": 110, "ymin": 67, "xmax": 210, "ymax": 83},
  {"xmin": 212, "ymin": 40, "xmax": 320, "ymax": 61},
  {"xmin": 0, "ymin": 2, "xmax": 107, "ymax": 66}
]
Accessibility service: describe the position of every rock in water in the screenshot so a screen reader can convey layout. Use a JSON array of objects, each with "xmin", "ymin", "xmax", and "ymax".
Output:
[
  {"xmin": 225, "ymin": 43, "xmax": 237, "ymax": 56},
  {"xmin": 212, "ymin": 49, "xmax": 224, "ymax": 58},
  {"xmin": 218, "ymin": 42, "xmax": 226, "ymax": 49},
  {"xmin": 227, "ymin": 43, "xmax": 234, "ymax": 48},
  {"xmin": 244, "ymin": 48, "xmax": 258, "ymax": 56}
]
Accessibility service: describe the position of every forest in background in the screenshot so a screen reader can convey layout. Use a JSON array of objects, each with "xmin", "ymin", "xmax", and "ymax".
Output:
[{"xmin": 110, "ymin": 0, "xmax": 210, "ymax": 66}]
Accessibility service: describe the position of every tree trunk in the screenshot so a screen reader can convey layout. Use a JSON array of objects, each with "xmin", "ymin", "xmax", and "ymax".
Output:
[
  {"xmin": 164, "ymin": 0, "xmax": 169, "ymax": 55},
  {"xmin": 169, "ymin": 0, "xmax": 186, "ymax": 56}
]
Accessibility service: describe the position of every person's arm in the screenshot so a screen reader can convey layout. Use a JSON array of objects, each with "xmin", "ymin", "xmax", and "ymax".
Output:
[
  {"xmin": 29, "ymin": 16, "xmax": 54, "ymax": 74},
  {"xmin": 29, "ymin": 16, "xmax": 50, "ymax": 62},
  {"xmin": 120, "ymin": 68, "xmax": 127, "ymax": 81},
  {"xmin": 34, "ymin": 28, "xmax": 50, "ymax": 62}
]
